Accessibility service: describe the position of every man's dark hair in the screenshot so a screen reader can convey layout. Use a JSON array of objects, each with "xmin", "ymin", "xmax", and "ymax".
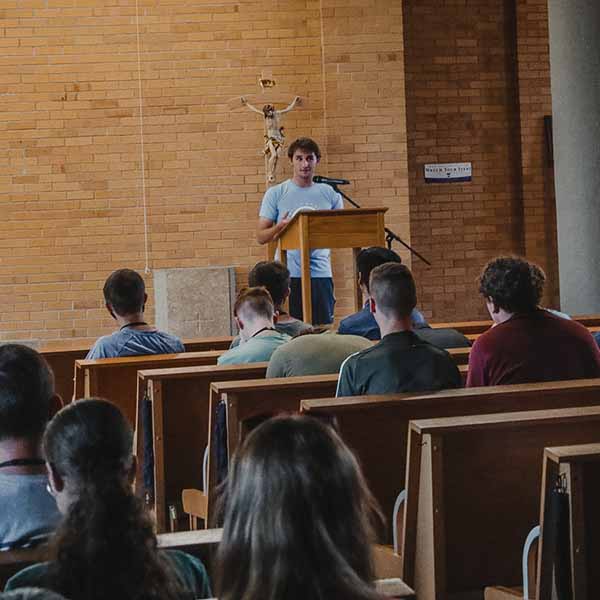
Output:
[
  {"xmin": 479, "ymin": 256, "xmax": 545, "ymax": 313},
  {"xmin": 370, "ymin": 262, "xmax": 417, "ymax": 319},
  {"xmin": 0, "ymin": 344, "xmax": 54, "ymax": 440},
  {"xmin": 356, "ymin": 247, "xmax": 402, "ymax": 293},
  {"xmin": 103, "ymin": 269, "xmax": 145, "ymax": 317},
  {"xmin": 234, "ymin": 287, "xmax": 274, "ymax": 321},
  {"xmin": 287, "ymin": 138, "xmax": 321, "ymax": 161},
  {"xmin": 248, "ymin": 261, "xmax": 290, "ymax": 308}
]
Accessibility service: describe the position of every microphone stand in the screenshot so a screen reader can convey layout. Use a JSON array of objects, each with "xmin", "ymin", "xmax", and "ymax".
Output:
[{"xmin": 330, "ymin": 184, "xmax": 432, "ymax": 266}]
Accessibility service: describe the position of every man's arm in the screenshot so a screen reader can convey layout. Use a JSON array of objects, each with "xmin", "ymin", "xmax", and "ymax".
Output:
[
  {"xmin": 241, "ymin": 97, "xmax": 264, "ymax": 115},
  {"xmin": 336, "ymin": 355, "xmax": 358, "ymax": 397},
  {"xmin": 465, "ymin": 339, "xmax": 487, "ymax": 387},
  {"xmin": 278, "ymin": 96, "xmax": 301, "ymax": 115},
  {"xmin": 256, "ymin": 215, "xmax": 290, "ymax": 245}
]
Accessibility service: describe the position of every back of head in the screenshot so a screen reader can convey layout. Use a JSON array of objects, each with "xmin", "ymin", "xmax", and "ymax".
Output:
[
  {"xmin": 0, "ymin": 344, "xmax": 54, "ymax": 441},
  {"xmin": 43, "ymin": 399, "xmax": 180, "ymax": 600},
  {"xmin": 102, "ymin": 269, "xmax": 145, "ymax": 317},
  {"xmin": 369, "ymin": 262, "xmax": 417, "ymax": 319},
  {"xmin": 0, "ymin": 589, "xmax": 68, "ymax": 600},
  {"xmin": 248, "ymin": 261, "xmax": 290, "ymax": 308},
  {"xmin": 356, "ymin": 247, "xmax": 401, "ymax": 293},
  {"xmin": 233, "ymin": 287, "xmax": 274, "ymax": 322},
  {"xmin": 43, "ymin": 398, "xmax": 132, "ymax": 488},
  {"xmin": 217, "ymin": 415, "xmax": 381, "ymax": 600},
  {"xmin": 479, "ymin": 256, "xmax": 544, "ymax": 313}
]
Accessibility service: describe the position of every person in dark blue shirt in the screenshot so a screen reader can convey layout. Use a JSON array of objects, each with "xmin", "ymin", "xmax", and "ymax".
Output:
[{"xmin": 338, "ymin": 247, "xmax": 427, "ymax": 340}]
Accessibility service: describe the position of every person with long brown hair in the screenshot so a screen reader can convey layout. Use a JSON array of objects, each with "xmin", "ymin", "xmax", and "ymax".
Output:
[
  {"xmin": 5, "ymin": 399, "xmax": 211, "ymax": 600},
  {"xmin": 215, "ymin": 414, "xmax": 384, "ymax": 600}
]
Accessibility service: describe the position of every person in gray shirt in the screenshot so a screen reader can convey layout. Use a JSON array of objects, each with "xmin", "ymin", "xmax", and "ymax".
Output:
[
  {"xmin": 86, "ymin": 269, "xmax": 184, "ymax": 359},
  {"xmin": 0, "ymin": 345, "xmax": 61, "ymax": 551}
]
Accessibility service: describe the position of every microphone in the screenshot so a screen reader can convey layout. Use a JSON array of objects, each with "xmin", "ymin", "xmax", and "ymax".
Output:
[{"xmin": 313, "ymin": 175, "xmax": 350, "ymax": 186}]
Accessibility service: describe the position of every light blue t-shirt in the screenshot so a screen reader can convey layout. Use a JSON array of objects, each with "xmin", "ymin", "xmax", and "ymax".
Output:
[
  {"xmin": 86, "ymin": 328, "xmax": 185, "ymax": 360},
  {"xmin": 259, "ymin": 180, "xmax": 343, "ymax": 278},
  {"xmin": 217, "ymin": 331, "xmax": 291, "ymax": 365}
]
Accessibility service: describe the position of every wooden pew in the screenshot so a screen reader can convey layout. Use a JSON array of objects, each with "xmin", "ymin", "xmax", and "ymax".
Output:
[
  {"xmin": 74, "ymin": 351, "xmax": 224, "ymax": 424},
  {"xmin": 486, "ymin": 442, "xmax": 600, "ymax": 600},
  {"xmin": 301, "ymin": 378, "xmax": 600, "ymax": 547},
  {"xmin": 38, "ymin": 336, "xmax": 233, "ymax": 407},
  {"xmin": 402, "ymin": 406, "xmax": 600, "ymax": 600},
  {"xmin": 157, "ymin": 528, "xmax": 415, "ymax": 596},
  {"xmin": 137, "ymin": 362, "xmax": 269, "ymax": 532}
]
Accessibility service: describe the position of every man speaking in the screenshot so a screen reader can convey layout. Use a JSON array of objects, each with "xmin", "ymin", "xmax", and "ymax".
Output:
[{"xmin": 256, "ymin": 137, "xmax": 342, "ymax": 325}]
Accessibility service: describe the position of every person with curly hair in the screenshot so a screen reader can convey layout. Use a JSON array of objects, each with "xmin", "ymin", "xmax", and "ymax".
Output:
[
  {"xmin": 467, "ymin": 256, "xmax": 600, "ymax": 386},
  {"xmin": 5, "ymin": 399, "xmax": 211, "ymax": 600},
  {"xmin": 215, "ymin": 415, "xmax": 387, "ymax": 600}
]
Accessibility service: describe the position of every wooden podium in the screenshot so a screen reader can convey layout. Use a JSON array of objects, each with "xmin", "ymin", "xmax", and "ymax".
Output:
[{"xmin": 267, "ymin": 208, "xmax": 388, "ymax": 324}]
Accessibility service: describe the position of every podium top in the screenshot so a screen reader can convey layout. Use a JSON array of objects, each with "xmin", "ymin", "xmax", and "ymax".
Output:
[{"xmin": 276, "ymin": 207, "xmax": 389, "ymax": 251}]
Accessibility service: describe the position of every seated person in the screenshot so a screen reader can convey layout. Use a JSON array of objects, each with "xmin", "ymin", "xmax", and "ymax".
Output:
[
  {"xmin": 337, "ymin": 263, "xmax": 461, "ymax": 397},
  {"xmin": 217, "ymin": 287, "xmax": 290, "ymax": 365},
  {"xmin": 339, "ymin": 247, "xmax": 426, "ymax": 340},
  {"xmin": 467, "ymin": 256, "xmax": 600, "ymax": 386},
  {"xmin": 339, "ymin": 247, "xmax": 468, "ymax": 347},
  {"xmin": 267, "ymin": 328, "xmax": 371, "ymax": 378},
  {"xmin": 0, "ymin": 345, "xmax": 61, "ymax": 551},
  {"xmin": 6, "ymin": 399, "xmax": 211, "ymax": 599},
  {"xmin": 86, "ymin": 269, "xmax": 184, "ymax": 359},
  {"xmin": 229, "ymin": 261, "xmax": 311, "ymax": 348},
  {"xmin": 215, "ymin": 415, "xmax": 386, "ymax": 600}
]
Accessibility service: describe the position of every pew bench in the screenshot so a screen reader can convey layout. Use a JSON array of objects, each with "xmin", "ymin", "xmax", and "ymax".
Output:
[
  {"xmin": 301, "ymin": 378, "xmax": 600, "ymax": 549},
  {"xmin": 402, "ymin": 406, "xmax": 600, "ymax": 600}
]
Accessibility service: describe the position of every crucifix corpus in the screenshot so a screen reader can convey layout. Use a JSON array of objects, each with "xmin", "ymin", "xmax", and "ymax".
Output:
[{"xmin": 241, "ymin": 95, "xmax": 302, "ymax": 185}]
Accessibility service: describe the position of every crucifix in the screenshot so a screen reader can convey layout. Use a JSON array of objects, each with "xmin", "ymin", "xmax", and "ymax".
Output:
[{"xmin": 232, "ymin": 71, "xmax": 304, "ymax": 186}]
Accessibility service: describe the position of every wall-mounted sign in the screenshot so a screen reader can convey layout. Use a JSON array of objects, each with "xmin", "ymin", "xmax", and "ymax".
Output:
[{"xmin": 424, "ymin": 162, "xmax": 472, "ymax": 183}]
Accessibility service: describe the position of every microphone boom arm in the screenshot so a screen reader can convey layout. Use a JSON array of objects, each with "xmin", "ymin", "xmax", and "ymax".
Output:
[{"xmin": 330, "ymin": 184, "xmax": 432, "ymax": 266}]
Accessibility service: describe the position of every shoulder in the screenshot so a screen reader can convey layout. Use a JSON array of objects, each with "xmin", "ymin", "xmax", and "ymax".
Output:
[
  {"xmin": 5, "ymin": 561, "xmax": 51, "ymax": 590},
  {"xmin": 86, "ymin": 332, "xmax": 121, "ymax": 359},
  {"xmin": 263, "ymin": 180, "xmax": 290, "ymax": 200},
  {"xmin": 162, "ymin": 550, "xmax": 211, "ymax": 598},
  {"xmin": 155, "ymin": 331, "xmax": 185, "ymax": 351}
]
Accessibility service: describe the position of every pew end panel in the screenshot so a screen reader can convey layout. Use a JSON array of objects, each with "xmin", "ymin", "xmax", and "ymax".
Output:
[
  {"xmin": 402, "ymin": 406, "xmax": 600, "ymax": 600},
  {"xmin": 142, "ymin": 363, "xmax": 268, "ymax": 533}
]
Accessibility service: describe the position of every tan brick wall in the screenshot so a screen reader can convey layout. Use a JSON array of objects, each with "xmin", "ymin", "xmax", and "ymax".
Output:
[
  {"xmin": 403, "ymin": 0, "xmax": 556, "ymax": 321},
  {"xmin": 1, "ymin": 0, "xmax": 409, "ymax": 343}
]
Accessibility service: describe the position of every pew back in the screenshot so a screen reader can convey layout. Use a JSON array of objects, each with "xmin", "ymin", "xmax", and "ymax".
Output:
[
  {"xmin": 402, "ymin": 406, "xmax": 600, "ymax": 600},
  {"xmin": 75, "ymin": 351, "xmax": 223, "ymax": 424},
  {"xmin": 302, "ymin": 378, "xmax": 600, "ymax": 541}
]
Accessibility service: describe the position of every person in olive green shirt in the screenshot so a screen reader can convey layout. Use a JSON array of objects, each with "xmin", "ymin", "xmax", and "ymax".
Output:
[{"xmin": 267, "ymin": 329, "xmax": 371, "ymax": 377}]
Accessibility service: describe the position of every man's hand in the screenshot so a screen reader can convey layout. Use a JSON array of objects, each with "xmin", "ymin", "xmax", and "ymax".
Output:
[{"xmin": 256, "ymin": 213, "xmax": 290, "ymax": 245}]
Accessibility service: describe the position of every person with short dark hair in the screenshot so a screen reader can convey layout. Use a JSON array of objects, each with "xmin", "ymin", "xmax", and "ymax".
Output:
[
  {"xmin": 339, "ymin": 247, "xmax": 470, "ymax": 348},
  {"xmin": 256, "ymin": 137, "xmax": 343, "ymax": 325},
  {"xmin": 217, "ymin": 287, "xmax": 290, "ymax": 365},
  {"xmin": 0, "ymin": 345, "xmax": 61, "ymax": 551},
  {"xmin": 337, "ymin": 263, "xmax": 461, "ymax": 396},
  {"xmin": 5, "ymin": 399, "xmax": 211, "ymax": 599},
  {"xmin": 86, "ymin": 268, "xmax": 184, "ymax": 359},
  {"xmin": 467, "ymin": 256, "xmax": 600, "ymax": 386},
  {"xmin": 215, "ymin": 415, "xmax": 385, "ymax": 600},
  {"xmin": 229, "ymin": 262, "xmax": 311, "ymax": 350}
]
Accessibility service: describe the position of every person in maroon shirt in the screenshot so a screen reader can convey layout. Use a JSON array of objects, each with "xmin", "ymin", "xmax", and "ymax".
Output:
[{"xmin": 467, "ymin": 256, "xmax": 600, "ymax": 387}]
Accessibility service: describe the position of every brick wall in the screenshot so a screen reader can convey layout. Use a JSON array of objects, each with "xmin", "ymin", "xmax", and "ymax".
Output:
[
  {"xmin": 403, "ymin": 0, "xmax": 556, "ymax": 321},
  {"xmin": 1, "ymin": 0, "xmax": 409, "ymax": 343}
]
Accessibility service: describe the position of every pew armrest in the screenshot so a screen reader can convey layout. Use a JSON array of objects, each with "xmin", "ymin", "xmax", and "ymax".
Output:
[
  {"xmin": 392, "ymin": 489, "xmax": 406, "ymax": 554},
  {"xmin": 522, "ymin": 525, "xmax": 540, "ymax": 600}
]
